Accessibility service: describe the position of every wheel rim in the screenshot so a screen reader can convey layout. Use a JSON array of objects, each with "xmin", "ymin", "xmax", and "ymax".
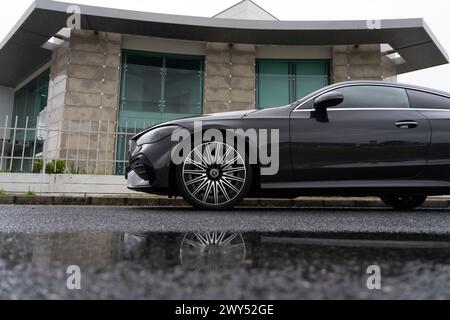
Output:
[
  {"xmin": 180, "ymin": 232, "xmax": 246, "ymax": 270},
  {"xmin": 182, "ymin": 142, "xmax": 247, "ymax": 206}
]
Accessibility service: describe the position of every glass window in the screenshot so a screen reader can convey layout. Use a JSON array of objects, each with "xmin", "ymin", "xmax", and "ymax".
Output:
[
  {"xmin": 256, "ymin": 60, "xmax": 329, "ymax": 109},
  {"xmin": 119, "ymin": 51, "xmax": 203, "ymax": 131},
  {"xmin": 407, "ymin": 89, "xmax": 450, "ymax": 110},
  {"xmin": 295, "ymin": 61, "xmax": 330, "ymax": 99},
  {"xmin": 117, "ymin": 51, "xmax": 204, "ymax": 174},
  {"xmin": 8, "ymin": 69, "xmax": 49, "ymax": 172},
  {"xmin": 122, "ymin": 54, "xmax": 163, "ymax": 116},
  {"xmin": 330, "ymin": 85, "xmax": 410, "ymax": 109},
  {"xmin": 164, "ymin": 57, "xmax": 203, "ymax": 119},
  {"xmin": 12, "ymin": 69, "xmax": 50, "ymax": 131},
  {"xmin": 256, "ymin": 61, "xmax": 290, "ymax": 109}
]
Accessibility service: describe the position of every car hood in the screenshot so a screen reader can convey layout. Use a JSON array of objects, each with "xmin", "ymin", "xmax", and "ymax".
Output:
[
  {"xmin": 132, "ymin": 109, "xmax": 257, "ymax": 140},
  {"xmin": 173, "ymin": 110, "xmax": 256, "ymax": 123}
]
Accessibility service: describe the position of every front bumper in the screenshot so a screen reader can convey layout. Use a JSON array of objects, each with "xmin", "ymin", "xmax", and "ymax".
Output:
[
  {"xmin": 126, "ymin": 137, "xmax": 175, "ymax": 195},
  {"xmin": 127, "ymin": 154, "xmax": 156, "ymax": 187}
]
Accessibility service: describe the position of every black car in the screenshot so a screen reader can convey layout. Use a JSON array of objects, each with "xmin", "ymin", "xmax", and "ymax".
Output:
[{"xmin": 127, "ymin": 81, "xmax": 450, "ymax": 210}]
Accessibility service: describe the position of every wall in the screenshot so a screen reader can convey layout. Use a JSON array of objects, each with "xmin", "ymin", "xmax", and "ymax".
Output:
[
  {"xmin": 0, "ymin": 173, "xmax": 134, "ymax": 195},
  {"xmin": 204, "ymin": 42, "xmax": 256, "ymax": 114},
  {"xmin": 332, "ymin": 44, "xmax": 397, "ymax": 83},
  {"xmin": 122, "ymin": 35, "xmax": 205, "ymax": 56},
  {"xmin": 256, "ymin": 45, "xmax": 331, "ymax": 60},
  {"xmin": 45, "ymin": 29, "xmax": 122, "ymax": 174}
]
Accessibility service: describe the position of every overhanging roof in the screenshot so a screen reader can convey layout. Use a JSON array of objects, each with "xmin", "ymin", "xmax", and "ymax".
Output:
[{"xmin": 1, "ymin": 0, "xmax": 448, "ymax": 87}]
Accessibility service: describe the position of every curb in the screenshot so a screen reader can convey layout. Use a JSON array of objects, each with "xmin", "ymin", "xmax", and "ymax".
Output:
[{"xmin": 0, "ymin": 195, "xmax": 449, "ymax": 208}]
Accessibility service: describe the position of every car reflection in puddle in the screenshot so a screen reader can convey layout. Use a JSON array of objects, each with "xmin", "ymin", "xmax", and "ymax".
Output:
[
  {"xmin": 120, "ymin": 232, "xmax": 247, "ymax": 271},
  {"xmin": 118, "ymin": 232, "xmax": 248, "ymax": 272},
  {"xmin": 180, "ymin": 232, "xmax": 246, "ymax": 271},
  {"xmin": 1, "ymin": 232, "xmax": 450, "ymax": 299}
]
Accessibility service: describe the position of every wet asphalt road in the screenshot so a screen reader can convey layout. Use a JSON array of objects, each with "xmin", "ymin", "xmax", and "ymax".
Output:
[
  {"xmin": 2, "ymin": 205, "xmax": 450, "ymax": 235},
  {"xmin": 1, "ymin": 205, "xmax": 450, "ymax": 299}
]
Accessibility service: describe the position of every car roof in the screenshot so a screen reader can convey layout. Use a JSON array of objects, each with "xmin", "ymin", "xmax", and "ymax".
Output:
[{"xmin": 329, "ymin": 80, "xmax": 450, "ymax": 98}]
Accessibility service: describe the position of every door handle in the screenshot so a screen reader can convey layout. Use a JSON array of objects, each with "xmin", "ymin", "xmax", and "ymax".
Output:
[{"xmin": 395, "ymin": 121, "xmax": 419, "ymax": 129}]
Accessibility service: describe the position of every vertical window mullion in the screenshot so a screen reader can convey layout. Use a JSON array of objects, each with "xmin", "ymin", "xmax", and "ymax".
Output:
[
  {"xmin": 119, "ymin": 52, "xmax": 127, "ymax": 112},
  {"xmin": 292, "ymin": 63, "xmax": 297, "ymax": 103},
  {"xmin": 198, "ymin": 59, "xmax": 205, "ymax": 114},
  {"xmin": 255, "ymin": 62, "xmax": 259, "ymax": 109},
  {"xmin": 160, "ymin": 56, "xmax": 166, "ymax": 119}
]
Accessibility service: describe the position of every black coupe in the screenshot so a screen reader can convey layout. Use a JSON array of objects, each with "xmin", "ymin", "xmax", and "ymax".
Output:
[{"xmin": 127, "ymin": 81, "xmax": 450, "ymax": 210}]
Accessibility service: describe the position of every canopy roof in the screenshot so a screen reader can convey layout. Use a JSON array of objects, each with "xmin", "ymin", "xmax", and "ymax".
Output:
[{"xmin": 0, "ymin": 0, "xmax": 448, "ymax": 87}]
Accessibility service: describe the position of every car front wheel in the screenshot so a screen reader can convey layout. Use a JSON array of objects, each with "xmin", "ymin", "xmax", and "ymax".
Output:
[
  {"xmin": 380, "ymin": 195, "xmax": 427, "ymax": 210},
  {"xmin": 176, "ymin": 142, "xmax": 252, "ymax": 210}
]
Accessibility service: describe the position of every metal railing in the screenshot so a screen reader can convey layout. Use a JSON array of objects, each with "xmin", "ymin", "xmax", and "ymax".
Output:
[{"xmin": 0, "ymin": 115, "xmax": 140, "ymax": 176}]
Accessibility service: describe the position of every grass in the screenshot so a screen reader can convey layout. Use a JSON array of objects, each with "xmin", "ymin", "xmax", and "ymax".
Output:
[
  {"xmin": 26, "ymin": 190, "xmax": 36, "ymax": 196},
  {"xmin": 0, "ymin": 189, "xmax": 5, "ymax": 196}
]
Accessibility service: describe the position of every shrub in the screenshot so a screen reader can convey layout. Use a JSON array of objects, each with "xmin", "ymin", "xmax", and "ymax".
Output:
[
  {"xmin": 54, "ymin": 160, "xmax": 67, "ymax": 174},
  {"xmin": 69, "ymin": 166, "xmax": 87, "ymax": 175},
  {"xmin": 33, "ymin": 159, "xmax": 67, "ymax": 174},
  {"xmin": 33, "ymin": 159, "xmax": 43, "ymax": 173}
]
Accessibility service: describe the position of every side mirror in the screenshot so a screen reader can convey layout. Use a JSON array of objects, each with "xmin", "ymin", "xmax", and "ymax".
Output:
[{"xmin": 313, "ymin": 91, "xmax": 344, "ymax": 112}]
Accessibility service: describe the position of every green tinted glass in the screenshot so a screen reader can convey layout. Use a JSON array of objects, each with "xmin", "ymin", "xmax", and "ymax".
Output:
[
  {"xmin": 256, "ymin": 61, "xmax": 290, "ymax": 109},
  {"xmin": 9, "ymin": 69, "xmax": 49, "ymax": 172},
  {"xmin": 295, "ymin": 61, "xmax": 329, "ymax": 98},
  {"xmin": 117, "ymin": 51, "xmax": 204, "ymax": 174},
  {"xmin": 256, "ymin": 60, "xmax": 329, "ymax": 109},
  {"xmin": 12, "ymin": 69, "xmax": 50, "ymax": 130}
]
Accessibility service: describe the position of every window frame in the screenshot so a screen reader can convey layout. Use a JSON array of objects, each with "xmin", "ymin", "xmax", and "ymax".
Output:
[{"xmin": 294, "ymin": 84, "xmax": 416, "ymax": 112}]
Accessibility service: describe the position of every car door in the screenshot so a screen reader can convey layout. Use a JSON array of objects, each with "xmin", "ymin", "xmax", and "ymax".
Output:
[
  {"xmin": 290, "ymin": 85, "xmax": 431, "ymax": 182},
  {"xmin": 407, "ymin": 89, "xmax": 450, "ymax": 181}
]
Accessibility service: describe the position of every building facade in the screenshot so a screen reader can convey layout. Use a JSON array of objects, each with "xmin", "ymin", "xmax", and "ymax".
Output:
[{"xmin": 0, "ymin": 0, "xmax": 448, "ymax": 174}]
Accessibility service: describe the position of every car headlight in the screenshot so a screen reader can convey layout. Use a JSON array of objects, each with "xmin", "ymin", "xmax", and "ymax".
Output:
[{"xmin": 136, "ymin": 125, "xmax": 181, "ymax": 146}]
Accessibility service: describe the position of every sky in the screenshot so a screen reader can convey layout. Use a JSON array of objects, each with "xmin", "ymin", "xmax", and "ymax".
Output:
[{"xmin": 0, "ymin": 0, "xmax": 449, "ymax": 91}]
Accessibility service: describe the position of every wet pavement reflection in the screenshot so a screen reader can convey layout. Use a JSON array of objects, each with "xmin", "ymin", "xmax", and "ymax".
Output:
[{"xmin": 1, "ymin": 231, "xmax": 450, "ymax": 299}]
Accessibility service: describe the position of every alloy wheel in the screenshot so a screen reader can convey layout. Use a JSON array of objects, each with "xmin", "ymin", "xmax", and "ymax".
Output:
[{"xmin": 182, "ymin": 142, "xmax": 247, "ymax": 207}]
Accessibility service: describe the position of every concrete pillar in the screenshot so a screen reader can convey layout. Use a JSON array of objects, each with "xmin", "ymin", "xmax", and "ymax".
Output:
[
  {"xmin": 381, "ymin": 56, "xmax": 398, "ymax": 82},
  {"xmin": 332, "ymin": 44, "xmax": 396, "ymax": 83},
  {"xmin": 45, "ymin": 29, "xmax": 122, "ymax": 174},
  {"xmin": 204, "ymin": 43, "xmax": 256, "ymax": 114}
]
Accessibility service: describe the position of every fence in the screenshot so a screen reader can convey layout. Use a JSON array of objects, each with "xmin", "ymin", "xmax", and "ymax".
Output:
[{"xmin": 0, "ymin": 115, "xmax": 142, "ymax": 176}]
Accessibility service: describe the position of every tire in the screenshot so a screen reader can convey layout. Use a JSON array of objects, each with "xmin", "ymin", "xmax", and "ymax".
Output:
[
  {"xmin": 176, "ymin": 141, "xmax": 253, "ymax": 210},
  {"xmin": 380, "ymin": 195, "xmax": 427, "ymax": 210}
]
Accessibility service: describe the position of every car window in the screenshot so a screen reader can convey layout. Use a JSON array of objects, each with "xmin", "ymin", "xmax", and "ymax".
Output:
[
  {"xmin": 407, "ymin": 89, "xmax": 450, "ymax": 110},
  {"xmin": 330, "ymin": 85, "xmax": 410, "ymax": 109}
]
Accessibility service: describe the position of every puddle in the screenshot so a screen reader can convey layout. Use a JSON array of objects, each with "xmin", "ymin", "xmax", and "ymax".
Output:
[{"xmin": 1, "ymin": 232, "xmax": 450, "ymax": 299}]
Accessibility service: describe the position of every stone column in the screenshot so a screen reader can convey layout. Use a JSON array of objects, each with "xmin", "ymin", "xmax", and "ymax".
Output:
[
  {"xmin": 332, "ymin": 44, "xmax": 396, "ymax": 83},
  {"xmin": 381, "ymin": 56, "xmax": 398, "ymax": 82},
  {"xmin": 45, "ymin": 29, "xmax": 122, "ymax": 174},
  {"xmin": 204, "ymin": 43, "xmax": 256, "ymax": 114}
]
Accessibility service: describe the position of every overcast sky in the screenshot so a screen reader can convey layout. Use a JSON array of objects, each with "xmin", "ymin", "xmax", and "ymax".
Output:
[{"xmin": 1, "ymin": 0, "xmax": 449, "ymax": 91}]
